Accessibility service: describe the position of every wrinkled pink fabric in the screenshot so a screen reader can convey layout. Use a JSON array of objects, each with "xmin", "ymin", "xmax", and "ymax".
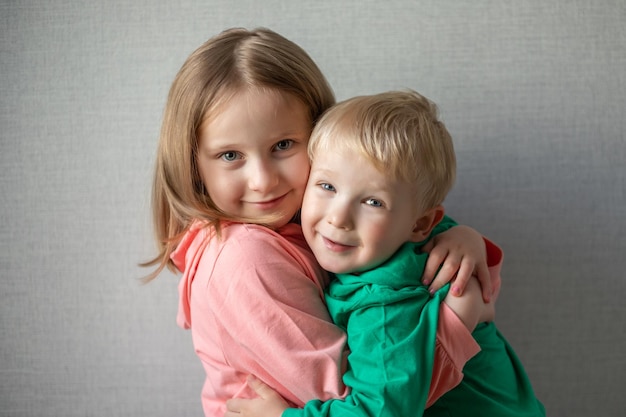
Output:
[{"xmin": 173, "ymin": 221, "xmax": 501, "ymax": 415}]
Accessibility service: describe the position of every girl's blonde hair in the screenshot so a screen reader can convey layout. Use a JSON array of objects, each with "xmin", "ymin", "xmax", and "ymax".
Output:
[
  {"xmin": 308, "ymin": 89, "xmax": 456, "ymax": 213},
  {"xmin": 143, "ymin": 27, "xmax": 335, "ymax": 281}
]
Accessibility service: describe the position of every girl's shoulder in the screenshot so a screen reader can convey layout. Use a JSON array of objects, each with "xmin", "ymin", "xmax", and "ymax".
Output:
[
  {"xmin": 173, "ymin": 221, "xmax": 316, "ymax": 278},
  {"xmin": 219, "ymin": 222, "xmax": 325, "ymax": 284},
  {"xmin": 219, "ymin": 222, "xmax": 307, "ymax": 260}
]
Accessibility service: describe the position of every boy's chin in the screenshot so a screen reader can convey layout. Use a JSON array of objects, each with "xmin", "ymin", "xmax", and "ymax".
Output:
[{"xmin": 317, "ymin": 259, "xmax": 358, "ymax": 275}]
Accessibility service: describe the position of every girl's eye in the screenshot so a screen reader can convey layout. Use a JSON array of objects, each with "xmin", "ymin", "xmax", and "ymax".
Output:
[
  {"xmin": 320, "ymin": 183, "xmax": 336, "ymax": 192},
  {"xmin": 220, "ymin": 151, "xmax": 239, "ymax": 162},
  {"xmin": 365, "ymin": 198, "xmax": 384, "ymax": 208},
  {"xmin": 274, "ymin": 140, "xmax": 293, "ymax": 151}
]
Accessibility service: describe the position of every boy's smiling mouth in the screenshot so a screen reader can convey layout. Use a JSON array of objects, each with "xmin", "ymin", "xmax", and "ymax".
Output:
[{"xmin": 321, "ymin": 236, "xmax": 355, "ymax": 252}]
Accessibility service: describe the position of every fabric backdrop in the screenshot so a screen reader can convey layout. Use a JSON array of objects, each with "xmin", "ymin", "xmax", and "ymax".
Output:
[{"xmin": 1, "ymin": 1, "xmax": 624, "ymax": 416}]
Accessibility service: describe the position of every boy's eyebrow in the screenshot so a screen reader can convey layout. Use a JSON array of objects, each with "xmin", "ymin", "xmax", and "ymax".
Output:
[{"xmin": 309, "ymin": 166, "xmax": 337, "ymax": 176}]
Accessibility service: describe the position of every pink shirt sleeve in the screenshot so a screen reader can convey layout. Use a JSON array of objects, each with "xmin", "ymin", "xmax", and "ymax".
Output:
[
  {"xmin": 426, "ymin": 237, "xmax": 504, "ymax": 406},
  {"xmin": 201, "ymin": 227, "xmax": 349, "ymax": 407},
  {"xmin": 484, "ymin": 237, "xmax": 503, "ymax": 301},
  {"xmin": 426, "ymin": 303, "xmax": 480, "ymax": 406}
]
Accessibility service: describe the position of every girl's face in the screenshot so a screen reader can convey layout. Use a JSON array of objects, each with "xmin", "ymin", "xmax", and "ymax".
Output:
[{"xmin": 197, "ymin": 89, "xmax": 311, "ymax": 228}]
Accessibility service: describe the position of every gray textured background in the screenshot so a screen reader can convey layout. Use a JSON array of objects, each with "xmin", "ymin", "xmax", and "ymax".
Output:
[{"xmin": 1, "ymin": 1, "xmax": 624, "ymax": 416}]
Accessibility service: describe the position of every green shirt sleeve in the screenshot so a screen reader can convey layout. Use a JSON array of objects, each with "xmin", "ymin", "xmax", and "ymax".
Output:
[
  {"xmin": 428, "ymin": 214, "xmax": 458, "ymax": 241},
  {"xmin": 284, "ymin": 278, "xmax": 448, "ymax": 417}
]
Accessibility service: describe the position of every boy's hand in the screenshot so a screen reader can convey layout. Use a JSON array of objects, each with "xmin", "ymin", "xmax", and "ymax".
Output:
[
  {"xmin": 422, "ymin": 225, "xmax": 493, "ymax": 302},
  {"xmin": 225, "ymin": 375, "xmax": 288, "ymax": 417}
]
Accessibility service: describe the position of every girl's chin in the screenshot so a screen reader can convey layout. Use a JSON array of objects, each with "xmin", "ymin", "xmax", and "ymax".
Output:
[
  {"xmin": 244, "ymin": 208, "xmax": 297, "ymax": 229},
  {"xmin": 266, "ymin": 214, "xmax": 296, "ymax": 229}
]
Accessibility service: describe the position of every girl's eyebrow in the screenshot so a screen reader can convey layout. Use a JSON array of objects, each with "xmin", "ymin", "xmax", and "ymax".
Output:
[
  {"xmin": 198, "ymin": 134, "xmax": 242, "ymax": 151},
  {"xmin": 271, "ymin": 128, "xmax": 310, "ymax": 140},
  {"xmin": 203, "ymin": 141, "xmax": 237, "ymax": 151}
]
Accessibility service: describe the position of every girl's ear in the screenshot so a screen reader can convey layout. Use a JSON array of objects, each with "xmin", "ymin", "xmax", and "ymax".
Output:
[{"xmin": 409, "ymin": 205, "xmax": 445, "ymax": 242}]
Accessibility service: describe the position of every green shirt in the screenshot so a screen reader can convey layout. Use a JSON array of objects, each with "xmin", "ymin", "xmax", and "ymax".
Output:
[
  {"xmin": 425, "ymin": 322, "xmax": 545, "ymax": 416},
  {"xmin": 284, "ymin": 242, "xmax": 446, "ymax": 417},
  {"xmin": 284, "ymin": 216, "xmax": 545, "ymax": 417}
]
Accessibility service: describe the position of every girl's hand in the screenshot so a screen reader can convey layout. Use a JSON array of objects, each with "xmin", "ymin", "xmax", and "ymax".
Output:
[
  {"xmin": 421, "ymin": 225, "xmax": 493, "ymax": 302},
  {"xmin": 444, "ymin": 276, "xmax": 496, "ymax": 331},
  {"xmin": 225, "ymin": 375, "xmax": 289, "ymax": 417}
]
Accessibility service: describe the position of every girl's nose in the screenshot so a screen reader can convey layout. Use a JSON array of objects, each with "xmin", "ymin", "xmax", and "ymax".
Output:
[{"xmin": 248, "ymin": 159, "xmax": 279, "ymax": 192}]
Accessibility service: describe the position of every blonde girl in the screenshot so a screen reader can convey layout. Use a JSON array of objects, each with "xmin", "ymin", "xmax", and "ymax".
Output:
[{"xmin": 143, "ymin": 27, "xmax": 502, "ymax": 416}]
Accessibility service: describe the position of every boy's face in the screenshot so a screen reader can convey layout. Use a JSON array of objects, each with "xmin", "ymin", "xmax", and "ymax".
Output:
[
  {"xmin": 196, "ymin": 89, "xmax": 311, "ymax": 228},
  {"xmin": 301, "ymin": 146, "xmax": 424, "ymax": 274}
]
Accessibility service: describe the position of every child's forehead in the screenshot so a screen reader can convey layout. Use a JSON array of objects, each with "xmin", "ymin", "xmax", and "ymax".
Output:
[
  {"xmin": 312, "ymin": 133, "xmax": 380, "ymax": 167},
  {"xmin": 206, "ymin": 86, "xmax": 306, "ymax": 120},
  {"xmin": 311, "ymin": 145, "xmax": 379, "ymax": 174},
  {"xmin": 202, "ymin": 86, "xmax": 307, "ymax": 124},
  {"xmin": 310, "ymin": 147, "xmax": 414, "ymax": 196},
  {"xmin": 311, "ymin": 138, "xmax": 409, "ymax": 188}
]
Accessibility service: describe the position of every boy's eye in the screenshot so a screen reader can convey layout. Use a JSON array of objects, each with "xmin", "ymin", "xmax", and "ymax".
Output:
[
  {"xmin": 274, "ymin": 140, "xmax": 293, "ymax": 151},
  {"xmin": 320, "ymin": 183, "xmax": 336, "ymax": 192},
  {"xmin": 365, "ymin": 198, "xmax": 384, "ymax": 208},
  {"xmin": 220, "ymin": 151, "xmax": 239, "ymax": 161}
]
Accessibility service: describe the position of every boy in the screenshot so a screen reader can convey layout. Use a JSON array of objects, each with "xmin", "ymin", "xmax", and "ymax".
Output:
[{"xmin": 226, "ymin": 90, "xmax": 545, "ymax": 417}]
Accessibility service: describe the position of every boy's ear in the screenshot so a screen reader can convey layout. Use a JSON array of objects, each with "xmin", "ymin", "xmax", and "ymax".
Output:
[{"xmin": 409, "ymin": 205, "xmax": 445, "ymax": 242}]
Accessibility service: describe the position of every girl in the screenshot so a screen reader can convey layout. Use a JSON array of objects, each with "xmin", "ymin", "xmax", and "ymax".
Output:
[{"xmin": 143, "ymin": 27, "xmax": 502, "ymax": 416}]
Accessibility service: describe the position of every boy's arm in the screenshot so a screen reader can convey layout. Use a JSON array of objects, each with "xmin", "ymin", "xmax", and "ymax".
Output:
[
  {"xmin": 225, "ymin": 302, "xmax": 482, "ymax": 416},
  {"xmin": 227, "ymin": 286, "xmax": 448, "ymax": 417},
  {"xmin": 224, "ymin": 301, "xmax": 485, "ymax": 417}
]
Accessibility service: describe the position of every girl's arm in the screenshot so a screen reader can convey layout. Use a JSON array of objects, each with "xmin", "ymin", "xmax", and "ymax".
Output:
[
  {"xmin": 205, "ymin": 228, "xmax": 349, "ymax": 407},
  {"xmin": 442, "ymin": 276, "xmax": 496, "ymax": 331},
  {"xmin": 421, "ymin": 216, "xmax": 503, "ymax": 302},
  {"xmin": 225, "ymin": 376, "xmax": 290, "ymax": 417}
]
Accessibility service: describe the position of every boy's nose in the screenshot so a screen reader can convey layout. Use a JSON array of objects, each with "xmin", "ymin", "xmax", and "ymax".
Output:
[{"xmin": 327, "ymin": 202, "xmax": 353, "ymax": 230}]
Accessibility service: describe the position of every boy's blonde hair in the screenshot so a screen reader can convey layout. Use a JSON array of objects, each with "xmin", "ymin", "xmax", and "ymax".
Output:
[
  {"xmin": 144, "ymin": 28, "xmax": 335, "ymax": 280},
  {"xmin": 309, "ymin": 90, "xmax": 456, "ymax": 213}
]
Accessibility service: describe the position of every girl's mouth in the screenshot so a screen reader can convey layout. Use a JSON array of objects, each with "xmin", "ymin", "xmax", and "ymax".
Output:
[{"xmin": 250, "ymin": 193, "xmax": 287, "ymax": 210}]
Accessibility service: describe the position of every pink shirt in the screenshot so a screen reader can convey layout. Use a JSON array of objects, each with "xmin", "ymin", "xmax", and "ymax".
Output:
[{"xmin": 172, "ymin": 221, "xmax": 490, "ymax": 416}]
